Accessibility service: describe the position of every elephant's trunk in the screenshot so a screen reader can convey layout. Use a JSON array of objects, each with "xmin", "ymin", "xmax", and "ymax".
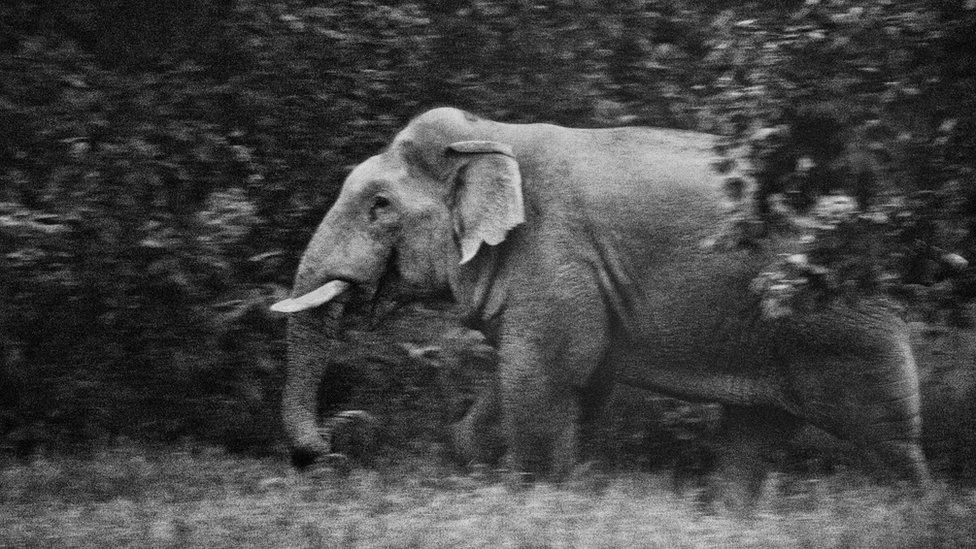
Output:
[
  {"xmin": 280, "ymin": 290, "xmax": 388, "ymax": 468},
  {"xmin": 282, "ymin": 312, "xmax": 338, "ymax": 468}
]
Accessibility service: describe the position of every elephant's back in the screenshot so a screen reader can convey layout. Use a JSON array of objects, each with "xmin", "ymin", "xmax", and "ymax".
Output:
[
  {"xmin": 501, "ymin": 122, "xmax": 719, "ymax": 196},
  {"xmin": 547, "ymin": 124, "xmax": 721, "ymax": 197},
  {"xmin": 516, "ymin": 123, "xmax": 729, "ymax": 259}
]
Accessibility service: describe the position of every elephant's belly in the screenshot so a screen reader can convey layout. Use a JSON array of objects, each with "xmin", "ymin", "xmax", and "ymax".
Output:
[
  {"xmin": 603, "ymin": 244, "xmax": 791, "ymax": 406},
  {"xmin": 610, "ymin": 342, "xmax": 787, "ymax": 408}
]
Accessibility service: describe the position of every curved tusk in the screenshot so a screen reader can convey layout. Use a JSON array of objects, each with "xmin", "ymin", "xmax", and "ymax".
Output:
[{"xmin": 270, "ymin": 280, "xmax": 351, "ymax": 313}]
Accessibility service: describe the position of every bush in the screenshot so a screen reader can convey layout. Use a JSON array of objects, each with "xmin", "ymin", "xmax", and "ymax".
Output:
[{"xmin": 707, "ymin": 2, "xmax": 976, "ymax": 322}]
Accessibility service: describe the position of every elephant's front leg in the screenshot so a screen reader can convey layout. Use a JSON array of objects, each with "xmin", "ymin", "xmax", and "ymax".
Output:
[
  {"xmin": 497, "ymin": 313, "xmax": 609, "ymax": 478},
  {"xmin": 451, "ymin": 378, "xmax": 505, "ymax": 465}
]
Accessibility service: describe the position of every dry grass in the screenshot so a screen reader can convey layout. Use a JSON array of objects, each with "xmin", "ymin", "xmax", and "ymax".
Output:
[{"xmin": 2, "ymin": 448, "xmax": 976, "ymax": 548}]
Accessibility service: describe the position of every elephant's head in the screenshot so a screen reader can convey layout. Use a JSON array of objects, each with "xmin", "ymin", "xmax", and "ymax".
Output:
[
  {"xmin": 272, "ymin": 108, "xmax": 525, "ymax": 467},
  {"xmin": 274, "ymin": 108, "xmax": 525, "ymax": 313}
]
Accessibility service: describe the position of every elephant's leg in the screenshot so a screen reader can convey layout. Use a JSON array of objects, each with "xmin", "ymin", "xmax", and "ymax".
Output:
[
  {"xmin": 840, "ymin": 410, "xmax": 930, "ymax": 487},
  {"xmin": 498, "ymin": 332, "xmax": 607, "ymax": 478},
  {"xmin": 451, "ymin": 378, "xmax": 505, "ymax": 465},
  {"xmin": 872, "ymin": 438, "xmax": 930, "ymax": 487},
  {"xmin": 705, "ymin": 406, "xmax": 799, "ymax": 510},
  {"xmin": 500, "ymin": 368, "xmax": 582, "ymax": 478},
  {"xmin": 790, "ymin": 346, "xmax": 931, "ymax": 488},
  {"xmin": 576, "ymin": 359, "xmax": 617, "ymax": 465},
  {"xmin": 451, "ymin": 347, "xmax": 602, "ymax": 474},
  {"xmin": 490, "ymin": 285, "xmax": 610, "ymax": 479},
  {"xmin": 821, "ymin": 422, "xmax": 930, "ymax": 488}
]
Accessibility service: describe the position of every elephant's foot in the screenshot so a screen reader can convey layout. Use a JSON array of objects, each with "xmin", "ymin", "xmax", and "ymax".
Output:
[
  {"xmin": 565, "ymin": 460, "xmax": 613, "ymax": 494},
  {"xmin": 292, "ymin": 410, "xmax": 374, "ymax": 470},
  {"xmin": 290, "ymin": 446, "xmax": 325, "ymax": 470},
  {"xmin": 871, "ymin": 439, "xmax": 932, "ymax": 491},
  {"xmin": 449, "ymin": 415, "xmax": 505, "ymax": 467},
  {"xmin": 303, "ymin": 453, "xmax": 354, "ymax": 477}
]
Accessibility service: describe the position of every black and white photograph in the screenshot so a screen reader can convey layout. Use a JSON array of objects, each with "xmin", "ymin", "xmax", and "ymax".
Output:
[{"xmin": 2, "ymin": 1, "xmax": 976, "ymax": 546}]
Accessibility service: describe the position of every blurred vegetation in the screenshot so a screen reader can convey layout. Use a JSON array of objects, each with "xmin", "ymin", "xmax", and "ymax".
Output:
[
  {"xmin": 709, "ymin": 1, "xmax": 976, "ymax": 322},
  {"xmin": 1, "ymin": 0, "xmax": 976, "ymax": 480}
]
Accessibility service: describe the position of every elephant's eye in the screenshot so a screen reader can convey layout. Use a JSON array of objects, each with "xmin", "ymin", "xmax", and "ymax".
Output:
[{"xmin": 369, "ymin": 195, "xmax": 392, "ymax": 222}]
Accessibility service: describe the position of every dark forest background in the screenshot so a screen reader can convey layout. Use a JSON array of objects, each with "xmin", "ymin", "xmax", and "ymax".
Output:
[{"xmin": 2, "ymin": 0, "xmax": 976, "ymax": 478}]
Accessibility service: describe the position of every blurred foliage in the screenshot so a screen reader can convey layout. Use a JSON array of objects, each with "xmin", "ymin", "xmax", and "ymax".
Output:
[
  {"xmin": 707, "ymin": 1, "xmax": 976, "ymax": 322},
  {"xmin": 2, "ymin": 0, "xmax": 976, "ymax": 478}
]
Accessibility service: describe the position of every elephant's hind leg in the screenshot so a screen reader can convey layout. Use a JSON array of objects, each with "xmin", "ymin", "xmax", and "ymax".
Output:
[
  {"xmin": 872, "ymin": 438, "xmax": 931, "ymax": 487},
  {"xmin": 789, "ymin": 334, "xmax": 931, "ymax": 488},
  {"xmin": 853, "ymin": 389, "xmax": 931, "ymax": 487}
]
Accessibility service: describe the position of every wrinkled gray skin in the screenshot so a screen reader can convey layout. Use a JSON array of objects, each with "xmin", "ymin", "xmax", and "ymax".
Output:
[{"xmin": 280, "ymin": 107, "xmax": 930, "ymax": 493}]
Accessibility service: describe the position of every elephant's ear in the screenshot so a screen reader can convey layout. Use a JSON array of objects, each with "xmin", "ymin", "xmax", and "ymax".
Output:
[{"xmin": 446, "ymin": 140, "xmax": 525, "ymax": 264}]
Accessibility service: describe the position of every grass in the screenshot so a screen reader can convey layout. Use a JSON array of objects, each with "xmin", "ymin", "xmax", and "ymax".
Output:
[{"xmin": 3, "ymin": 447, "xmax": 976, "ymax": 548}]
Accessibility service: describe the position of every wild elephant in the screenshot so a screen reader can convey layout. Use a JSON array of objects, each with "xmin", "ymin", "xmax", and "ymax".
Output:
[{"xmin": 272, "ymin": 107, "xmax": 930, "ymax": 492}]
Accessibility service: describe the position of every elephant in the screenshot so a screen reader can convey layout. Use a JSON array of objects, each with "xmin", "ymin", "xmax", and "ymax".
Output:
[{"xmin": 272, "ymin": 106, "xmax": 931, "ymax": 494}]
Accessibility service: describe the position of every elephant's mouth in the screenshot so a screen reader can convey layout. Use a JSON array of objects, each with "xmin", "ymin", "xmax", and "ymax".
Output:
[
  {"xmin": 361, "ymin": 255, "xmax": 404, "ymax": 328},
  {"xmin": 271, "ymin": 254, "xmax": 404, "ymax": 330}
]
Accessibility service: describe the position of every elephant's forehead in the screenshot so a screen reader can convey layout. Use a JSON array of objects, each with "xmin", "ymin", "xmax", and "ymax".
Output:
[{"xmin": 343, "ymin": 154, "xmax": 407, "ymax": 192}]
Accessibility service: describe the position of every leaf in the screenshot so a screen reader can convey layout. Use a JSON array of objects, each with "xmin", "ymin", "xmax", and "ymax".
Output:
[
  {"xmin": 938, "ymin": 119, "xmax": 958, "ymax": 134},
  {"xmin": 62, "ymin": 75, "xmax": 88, "ymax": 88},
  {"xmin": 941, "ymin": 253, "xmax": 968, "ymax": 271},
  {"xmin": 139, "ymin": 237, "xmax": 167, "ymax": 250},
  {"xmin": 248, "ymin": 250, "xmax": 283, "ymax": 263}
]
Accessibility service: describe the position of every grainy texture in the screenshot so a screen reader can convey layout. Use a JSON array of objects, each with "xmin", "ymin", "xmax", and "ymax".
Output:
[
  {"xmin": 2, "ymin": 451, "xmax": 976, "ymax": 548},
  {"xmin": 1, "ymin": 1, "xmax": 975, "ymax": 484}
]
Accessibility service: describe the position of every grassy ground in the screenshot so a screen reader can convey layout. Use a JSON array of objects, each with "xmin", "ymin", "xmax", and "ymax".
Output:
[{"xmin": 3, "ymin": 448, "xmax": 976, "ymax": 548}]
